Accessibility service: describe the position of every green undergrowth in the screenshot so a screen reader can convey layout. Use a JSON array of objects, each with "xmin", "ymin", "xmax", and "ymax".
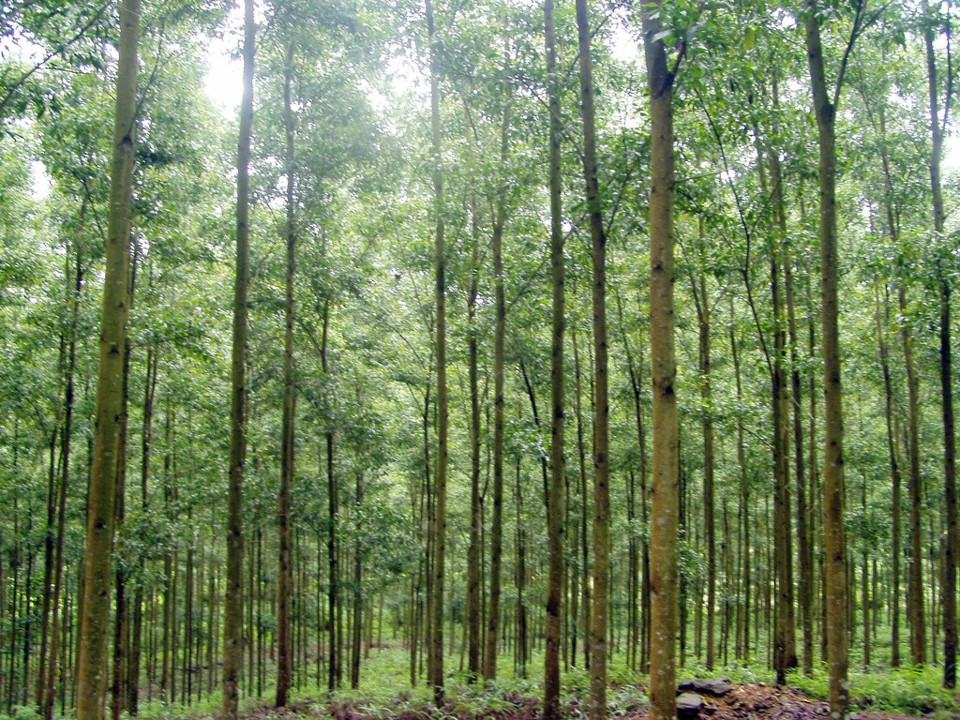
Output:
[
  {"xmin": 790, "ymin": 664, "xmax": 960, "ymax": 716},
  {"xmin": 21, "ymin": 644, "xmax": 960, "ymax": 720}
]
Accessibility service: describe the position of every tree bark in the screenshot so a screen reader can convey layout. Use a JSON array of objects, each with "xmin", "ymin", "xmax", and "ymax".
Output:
[
  {"xmin": 691, "ymin": 267, "xmax": 715, "ymax": 670},
  {"xmin": 425, "ymin": 0, "xmax": 448, "ymax": 703},
  {"xmin": 804, "ymin": 6, "xmax": 849, "ymax": 715},
  {"xmin": 642, "ymin": 6, "xmax": 680, "ymax": 719},
  {"xmin": 923, "ymin": 12, "xmax": 958, "ymax": 688},
  {"xmin": 75, "ymin": 0, "xmax": 138, "ymax": 717},
  {"xmin": 901, "ymin": 277, "xmax": 925, "ymax": 666},
  {"xmin": 276, "ymin": 40, "xmax": 297, "ymax": 709},
  {"xmin": 574, "ymin": 2, "xmax": 609, "ymax": 718},
  {"xmin": 543, "ymin": 0, "xmax": 566, "ymax": 715},
  {"xmin": 466, "ymin": 172, "xmax": 482, "ymax": 683},
  {"xmin": 43, "ymin": 241, "xmax": 82, "ymax": 720},
  {"xmin": 483, "ymin": 101, "xmax": 510, "ymax": 684},
  {"xmin": 222, "ymin": 0, "xmax": 253, "ymax": 715}
]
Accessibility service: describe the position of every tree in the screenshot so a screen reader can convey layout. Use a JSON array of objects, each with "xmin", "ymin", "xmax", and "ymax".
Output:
[
  {"xmin": 542, "ymin": 0, "xmax": 565, "ymax": 715},
  {"xmin": 803, "ymin": 0, "xmax": 866, "ymax": 712},
  {"xmin": 74, "ymin": 1, "xmax": 139, "ymax": 718},
  {"xmin": 222, "ymin": 0, "xmax": 254, "ymax": 715},
  {"xmin": 424, "ymin": 0, "xmax": 448, "ymax": 705},
  {"xmin": 574, "ymin": 0, "xmax": 610, "ymax": 715},
  {"xmin": 275, "ymin": 38, "xmax": 296, "ymax": 708},
  {"xmin": 642, "ymin": 1, "xmax": 680, "ymax": 718}
]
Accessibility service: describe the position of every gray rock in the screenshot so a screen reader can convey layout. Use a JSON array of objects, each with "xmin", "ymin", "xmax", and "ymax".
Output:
[
  {"xmin": 676, "ymin": 692, "xmax": 704, "ymax": 720},
  {"xmin": 695, "ymin": 678, "xmax": 733, "ymax": 696},
  {"xmin": 677, "ymin": 678, "xmax": 733, "ymax": 696}
]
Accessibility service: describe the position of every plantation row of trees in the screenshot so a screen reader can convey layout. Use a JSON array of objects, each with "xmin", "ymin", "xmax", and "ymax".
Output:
[{"xmin": 0, "ymin": 0, "xmax": 958, "ymax": 719}]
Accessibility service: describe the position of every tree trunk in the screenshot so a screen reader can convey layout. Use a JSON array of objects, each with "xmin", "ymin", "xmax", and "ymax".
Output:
[
  {"xmin": 804, "ymin": 7, "xmax": 849, "ymax": 715},
  {"xmin": 572, "ymin": 328, "xmax": 592, "ymax": 671},
  {"xmin": 924, "ymin": 13, "xmax": 958, "ymax": 688},
  {"xmin": 425, "ymin": 0, "xmax": 448, "ymax": 703},
  {"xmin": 785, "ymin": 244, "xmax": 812, "ymax": 676},
  {"xmin": 543, "ymin": 0, "xmax": 565, "ymax": 716},
  {"xmin": 483, "ymin": 101, "xmax": 510, "ymax": 684},
  {"xmin": 575, "ymin": 2, "xmax": 608, "ymax": 717},
  {"xmin": 900, "ymin": 277, "xmax": 925, "ymax": 666},
  {"xmin": 466, "ymin": 176, "xmax": 482, "ymax": 683},
  {"xmin": 222, "ymin": 0, "xmax": 253, "ymax": 714},
  {"xmin": 642, "ymin": 6, "xmax": 679, "ymax": 719},
  {"xmin": 75, "ymin": 0, "xmax": 139, "ymax": 717},
  {"xmin": 691, "ymin": 269, "xmax": 715, "ymax": 670},
  {"xmin": 351, "ymin": 468, "xmax": 364, "ymax": 689},
  {"xmin": 127, "ymin": 339, "xmax": 156, "ymax": 716},
  {"xmin": 276, "ymin": 40, "xmax": 297, "ymax": 709},
  {"xmin": 768, "ymin": 140, "xmax": 795, "ymax": 685}
]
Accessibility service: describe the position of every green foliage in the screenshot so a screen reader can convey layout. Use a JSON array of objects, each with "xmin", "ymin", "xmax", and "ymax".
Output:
[{"xmin": 791, "ymin": 665, "xmax": 960, "ymax": 716}]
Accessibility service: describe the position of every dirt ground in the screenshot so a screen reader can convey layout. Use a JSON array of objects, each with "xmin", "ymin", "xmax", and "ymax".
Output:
[
  {"xmin": 252, "ymin": 682, "xmax": 931, "ymax": 720},
  {"xmin": 624, "ymin": 683, "xmax": 928, "ymax": 720}
]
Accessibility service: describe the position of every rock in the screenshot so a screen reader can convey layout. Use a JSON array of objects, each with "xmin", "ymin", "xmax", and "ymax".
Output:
[
  {"xmin": 677, "ymin": 678, "xmax": 734, "ymax": 696},
  {"xmin": 677, "ymin": 692, "xmax": 704, "ymax": 720},
  {"xmin": 695, "ymin": 678, "xmax": 733, "ymax": 696}
]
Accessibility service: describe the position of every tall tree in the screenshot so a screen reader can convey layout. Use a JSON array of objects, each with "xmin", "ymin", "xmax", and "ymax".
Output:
[
  {"xmin": 222, "ymin": 0, "xmax": 254, "ymax": 716},
  {"xmin": 276, "ymin": 39, "xmax": 297, "ymax": 709},
  {"xmin": 74, "ymin": 1, "xmax": 139, "ymax": 719},
  {"xmin": 574, "ymin": 0, "xmax": 610, "ymax": 716},
  {"xmin": 642, "ymin": 2, "xmax": 680, "ymax": 718},
  {"xmin": 483, "ymin": 98, "xmax": 511, "ymax": 684},
  {"xmin": 543, "ymin": 0, "xmax": 565, "ymax": 715},
  {"xmin": 803, "ymin": 0, "xmax": 865, "ymax": 712},
  {"xmin": 424, "ymin": 0, "xmax": 448, "ymax": 705},
  {"xmin": 923, "ymin": 2, "xmax": 958, "ymax": 689}
]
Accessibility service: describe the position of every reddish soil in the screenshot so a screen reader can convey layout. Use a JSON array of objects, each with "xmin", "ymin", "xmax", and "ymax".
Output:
[
  {"xmin": 245, "ymin": 683, "xmax": 930, "ymax": 720},
  {"xmin": 624, "ymin": 683, "xmax": 927, "ymax": 720}
]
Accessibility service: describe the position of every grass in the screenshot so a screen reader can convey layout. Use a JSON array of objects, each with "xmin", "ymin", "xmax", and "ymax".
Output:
[
  {"xmin": 790, "ymin": 664, "xmax": 960, "ymax": 716},
  {"xmin": 16, "ymin": 638, "xmax": 960, "ymax": 720}
]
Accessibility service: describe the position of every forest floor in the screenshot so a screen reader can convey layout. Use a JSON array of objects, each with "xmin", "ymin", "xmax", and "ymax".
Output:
[
  {"xmin": 662, "ymin": 683, "xmax": 928, "ymax": 720},
  {"xmin": 236, "ymin": 681, "xmax": 934, "ymax": 720}
]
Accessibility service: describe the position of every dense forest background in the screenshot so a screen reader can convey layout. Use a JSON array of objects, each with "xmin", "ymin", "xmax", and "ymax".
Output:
[{"xmin": 1, "ymin": 0, "xmax": 960, "ymax": 719}]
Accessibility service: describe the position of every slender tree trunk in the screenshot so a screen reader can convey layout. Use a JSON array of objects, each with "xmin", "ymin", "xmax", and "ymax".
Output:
[
  {"xmin": 222, "ymin": 0, "xmax": 253, "ymax": 715},
  {"xmin": 543, "ymin": 0, "xmax": 565, "ymax": 715},
  {"xmin": 874, "ymin": 281, "xmax": 904, "ymax": 668},
  {"xmin": 574, "ymin": 2, "xmax": 608, "ymax": 717},
  {"xmin": 483, "ymin": 102, "xmax": 510, "ymax": 684},
  {"xmin": 111, "ymin": 301, "xmax": 136, "ymax": 720},
  {"xmin": 901, "ymin": 277, "xmax": 925, "ymax": 666},
  {"xmin": 161, "ymin": 405, "xmax": 173, "ymax": 701},
  {"xmin": 642, "ymin": 6, "xmax": 680, "ymax": 718},
  {"xmin": 768, "ymin": 141, "xmax": 795, "ymax": 684},
  {"xmin": 572, "ymin": 328, "xmax": 592, "ymax": 671},
  {"xmin": 43, "ymin": 244, "xmax": 82, "ymax": 720},
  {"xmin": 872, "ymin": 104, "xmax": 903, "ymax": 668},
  {"xmin": 351, "ymin": 468, "xmax": 364, "ymax": 689},
  {"xmin": 75, "ymin": 1, "xmax": 139, "ymax": 717},
  {"xmin": 127, "ymin": 340, "xmax": 156, "ymax": 716},
  {"xmin": 425, "ymin": 0, "xmax": 448, "ymax": 702},
  {"xmin": 276, "ymin": 41, "xmax": 297, "ymax": 709},
  {"xmin": 466, "ymin": 175, "xmax": 482, "ymax": 683},
  {"xmin": 691, "ymin": 270, "xmax": 715, "ymax": 670},
  {"xmin": 38, "ymin": 391, "xmax": 61, "ymax": 713},
  {"xmin": 514, "ymin": 456, "xmax": 528, "ymax": 679},
  {"xmin": 804, "ymin": 8, "xmax": 849, "ymax": 715},
  {"xmin": 924, "ymin": 14, "xmax": 958, "ymax": 688},
  {"xmin": 785, "ymin": 245, "xmax": 812, "ymax": 676},
  {"xmin": 322, "ymin": 301, "xmax": 340, "ymax": 691}
]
